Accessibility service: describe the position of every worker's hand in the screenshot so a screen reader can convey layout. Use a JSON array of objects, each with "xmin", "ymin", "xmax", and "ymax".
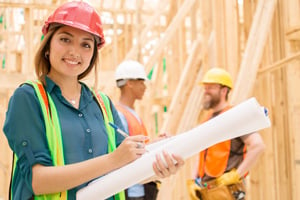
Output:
[
  {"xmin": 113, "ymin": 135, "xmax": 148, "ymax": 166},
  {"xmin": 186, "ymin": 179, "xmax": 201, "ymax": 200},
  {"xmin": 152, "ymin": 150, "xmax": 184, "ymax": 178},
  {"xmin": 216, "ymin": 168, "xmax": 241, "ymax": 186}
]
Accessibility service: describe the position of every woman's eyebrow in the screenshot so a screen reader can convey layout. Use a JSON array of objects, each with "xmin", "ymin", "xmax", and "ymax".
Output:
[
  {"xmin": 58, "ymin": 31, "xmax": 94, "ymax": 41},
  {"xmin": 58, "ymin": 31, "xmax": 73, "ymax": 37}
]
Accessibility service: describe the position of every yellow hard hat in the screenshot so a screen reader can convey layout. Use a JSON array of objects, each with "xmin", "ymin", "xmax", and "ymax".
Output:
[{"xmin": 201, "ymin": 67, "xmax": 233, "ymax": 89}]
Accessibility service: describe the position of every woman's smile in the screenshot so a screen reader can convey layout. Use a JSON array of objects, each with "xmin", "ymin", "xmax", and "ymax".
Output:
[{"xmin": 63, "ymin": 58, "xmax": 81, "ymax": 66}]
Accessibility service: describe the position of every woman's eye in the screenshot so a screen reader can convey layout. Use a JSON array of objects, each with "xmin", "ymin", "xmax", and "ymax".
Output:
[
  {"xmin": 82, "ymin": 43, "xmax": 91, "ymax": 49},
  {"xmin": 60, "ymin": 38, "xmax": 70, "ymax": 43}
]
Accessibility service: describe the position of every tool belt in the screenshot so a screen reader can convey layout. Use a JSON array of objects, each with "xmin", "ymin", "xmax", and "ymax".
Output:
[{"xmin": 196, "ymin": 179, "xmax": 246, "ymax": 200}]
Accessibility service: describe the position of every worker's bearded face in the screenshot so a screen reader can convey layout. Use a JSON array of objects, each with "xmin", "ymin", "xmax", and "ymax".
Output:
[{"xmin": 202, "ymin": 84, "xmax": 222, "ymax": 110}]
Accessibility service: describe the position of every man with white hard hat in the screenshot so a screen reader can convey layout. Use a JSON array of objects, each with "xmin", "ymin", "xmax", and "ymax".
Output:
[{"xmin": 115, "ymin": 60, "xmax": 160, "ymax": 200}]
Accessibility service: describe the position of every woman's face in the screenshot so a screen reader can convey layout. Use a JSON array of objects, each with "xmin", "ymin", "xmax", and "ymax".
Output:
[{"xmin": 48, "ymin": 25, "xmax": 95, "ymax": 80}]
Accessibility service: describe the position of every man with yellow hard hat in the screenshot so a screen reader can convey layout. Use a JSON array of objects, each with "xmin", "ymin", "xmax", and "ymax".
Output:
[{"xmin": 188, "ymin": 67, "xmax": 266, "ymax": 200}]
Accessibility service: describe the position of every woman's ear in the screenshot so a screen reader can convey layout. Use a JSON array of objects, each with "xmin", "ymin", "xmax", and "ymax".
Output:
[{"xmin": 45, "ymin": 51, "xmax": 49, "ymax": 59}]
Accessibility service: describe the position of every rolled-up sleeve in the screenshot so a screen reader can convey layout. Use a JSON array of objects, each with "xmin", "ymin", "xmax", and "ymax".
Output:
[{"xmin": 3, "ymin": 84, "xmax": 53, "ymax": 192}]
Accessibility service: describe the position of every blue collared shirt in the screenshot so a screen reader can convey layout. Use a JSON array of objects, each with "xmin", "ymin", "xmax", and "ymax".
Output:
[{"xmin": 3, "ymin": 77, "xmax": 124, "ymax": 200}]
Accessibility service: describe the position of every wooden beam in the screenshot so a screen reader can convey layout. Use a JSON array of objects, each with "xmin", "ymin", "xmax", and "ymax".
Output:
[
  {"xmin": 124, "ymin": 0, "xmax": 169, "ymax": 60},
  {"xmin": 112, "ymin": 12, "xmax": 118, "ymax": 67},
  {"xmin": 231, "ymin": 0, "xmax": 277, "ymax": 104},
  {"xmin": 286, "ymin": 26, "xmax": 300, "ymax": 40},
  {"xmin": 135, "ymin": 0, "xmax": 143, "ymax": 61},
  {"xmin": 160, "ymin": 37, "xmax": 201, "ymax": 134},
  {"xmin": 286, "ymin": 0, "xmax": 300, "ymax": 29},
  {"xmin": 24, "ymin": 7, "xmax": 34, "ymax": 74},
  {"xmin": 212, "ymin": 0, "xmax": 226, "ymax": 67},
  {"xmin": 144, "ymin": 0, "xmax": 196, "ymax": 70},
  {"xmin": 258, "ymin": 51, "xmax": 300, "ymax": 75},
  {"xmin": 224, "ymin": 0, "xmax": 239, "ymax": 77},
  {"xmin": 190, "ymin": 0, "xmax": 197, "ymax": 41}
]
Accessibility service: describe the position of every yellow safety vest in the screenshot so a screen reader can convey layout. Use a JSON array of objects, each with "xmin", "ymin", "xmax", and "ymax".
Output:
[{"xmin": 11, "ymin": 80, "xmax": 125, "ymax": 200}]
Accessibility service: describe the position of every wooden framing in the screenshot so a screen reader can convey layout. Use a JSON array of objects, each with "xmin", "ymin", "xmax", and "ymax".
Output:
[{"xmin": 1, "ymin": 0, "xmax": 300, "ymax": 199}]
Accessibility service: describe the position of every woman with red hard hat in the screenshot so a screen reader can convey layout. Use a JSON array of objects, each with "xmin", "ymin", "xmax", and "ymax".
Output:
[{"xmin": 3, "ymin": 1, "xmax": 184, "ymax": 200}]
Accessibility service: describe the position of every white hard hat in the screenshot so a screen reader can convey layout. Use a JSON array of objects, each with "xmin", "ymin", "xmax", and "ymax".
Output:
[{"xmin": 115, "ymin": 60, "xmax": 148, "ymax": 87}]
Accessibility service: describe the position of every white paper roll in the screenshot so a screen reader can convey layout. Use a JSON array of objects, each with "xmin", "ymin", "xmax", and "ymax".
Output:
[{"xmin": 77, "ymin": 97, "xmax": 271, "ymax": 199}]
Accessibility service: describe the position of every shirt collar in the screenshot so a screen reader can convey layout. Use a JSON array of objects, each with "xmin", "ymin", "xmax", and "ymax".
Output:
[
  {"xmin": 45, "ymin": 76, "xmax": 57, "ymax": 94},
  {"xmin": 45, "ymin": 76, "xmax": 95, "ymax": 108}
]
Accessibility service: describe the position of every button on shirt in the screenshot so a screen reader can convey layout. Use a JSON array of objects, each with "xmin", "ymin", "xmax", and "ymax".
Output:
[{"xmin": 3, "ymin": 77, "xmax": 124, "ymax": 200}]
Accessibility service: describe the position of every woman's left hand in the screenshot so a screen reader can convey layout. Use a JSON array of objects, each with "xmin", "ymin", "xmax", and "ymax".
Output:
[{"xmin": 152, "ymin": 150, "xmax": 184, "ymax": 178}]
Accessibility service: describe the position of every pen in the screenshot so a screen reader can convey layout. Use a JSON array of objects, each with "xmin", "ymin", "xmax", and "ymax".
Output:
[
  {"xmin": 109, "ymin": 122, "xmax": 149, "ymax": 152},
  {"xmin": 108, "ymin": 122, "xmax": 128, "ymax": 138}
]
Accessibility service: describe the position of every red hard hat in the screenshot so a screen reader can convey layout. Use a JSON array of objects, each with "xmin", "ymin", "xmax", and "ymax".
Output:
[{"xmin": 42, "ymin": 1, "xmax": 105, "ymax": 49}]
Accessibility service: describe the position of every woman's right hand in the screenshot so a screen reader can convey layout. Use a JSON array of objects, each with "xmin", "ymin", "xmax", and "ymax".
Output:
[{"xmin": 112, "ymin": 135, "xmax": 148, "ymax": 166}]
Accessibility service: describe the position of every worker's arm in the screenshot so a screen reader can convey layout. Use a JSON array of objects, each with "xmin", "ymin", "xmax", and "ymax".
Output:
[
  {"xmin": 237, "ymin": 132, "xmax": 266, "ymax": 177},
  {"xmin": 32, "ymin": 139, "xmax": 184, "ymax": 195},
  {"xmin": 216, "ymin": 132, "xmax": 265, "ymax": 186},
  {"xmin": 32, "ymin": 135, "xmax": 148, "ymax": 195}
]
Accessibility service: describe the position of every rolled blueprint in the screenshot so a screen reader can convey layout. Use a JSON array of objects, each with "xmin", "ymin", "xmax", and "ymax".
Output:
[{"xmin": 77, "ymin": 97, "xmax": 271, "ymax": 199}]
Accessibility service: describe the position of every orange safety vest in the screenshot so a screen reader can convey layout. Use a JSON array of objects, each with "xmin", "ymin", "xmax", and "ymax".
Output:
[
  {"xmin": 115, "ymin": 104, "xmax": 148, "ymax": 137},
  {"xmin": 198, "ymin": 106, "xmax": 246, "ymax": 178}
]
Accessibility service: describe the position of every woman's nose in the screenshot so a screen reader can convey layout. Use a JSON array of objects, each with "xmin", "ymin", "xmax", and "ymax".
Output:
[{"xmin": 68, "ymin": 46, "xmax": 80, "ymax": 58}]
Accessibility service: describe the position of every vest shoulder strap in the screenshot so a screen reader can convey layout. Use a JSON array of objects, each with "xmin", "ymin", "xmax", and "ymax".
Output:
[
  {"xmin": 24, "ymin": 80, "xmax": 66, "ymax": 200},
  {"xmin": 90, "ymin": 89, "xmax": 125, "ymax": 200},
  {"xmin": 90, "ymin": 89, "xmax": 117, "ymax": 152}
]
